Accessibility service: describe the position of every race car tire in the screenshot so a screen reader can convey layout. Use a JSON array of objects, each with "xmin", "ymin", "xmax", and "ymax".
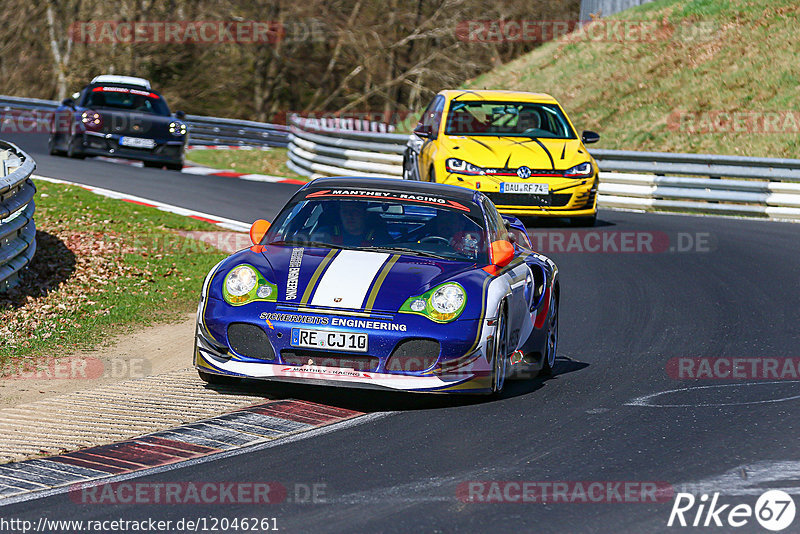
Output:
[
  {"xmin": 165, "ymin": 162, "xmax": 183, "ymax": 171},
  {"xmin": 143, "ymin": 161, "xmax": 163, "ymax": 168},
  {"xmin": 198, "ymin": 369, "xmax": 240, "ymax": 385},
  {"xmin": 491, "ymin": 303, "xmax": 509, "ymax": 394},
  {"xmin": 539, "ymin": 289, "xmax": 559, "ymax": 376},
  {"xmin": 48, "ymin": 134, "xmax": 64, "ymax": 156},
  {"xmin": 67, "ymin": 136, "xmax": 86, "ymax": 159},
  {"xmin": 402, "ymin": 153, "xmax": 417, "ymax": 180}
]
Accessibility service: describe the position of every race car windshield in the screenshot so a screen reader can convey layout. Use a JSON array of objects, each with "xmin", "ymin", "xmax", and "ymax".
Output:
[
  {"xmin": 266, "ymin": 197, "xmax": 489, "ymax": 263},
  {"xmin": 444, "ymin": 101, "xmax": 576, "ymax": 139},
  {"xmin": 84, "ymin": 87, "xmax": 171, "ymax": 116}
]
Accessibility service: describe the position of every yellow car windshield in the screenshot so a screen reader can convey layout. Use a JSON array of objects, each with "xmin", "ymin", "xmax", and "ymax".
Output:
[{"xmin": 444, "ymin": 101, "xmax": 576, "ymax": 139}]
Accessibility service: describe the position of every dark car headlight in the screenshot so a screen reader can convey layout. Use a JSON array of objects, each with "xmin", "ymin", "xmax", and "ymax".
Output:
[
  {"xmin": 222, "ymin": 264, "xmax": 277, "ymax": 306},
  {"xmin": 169, "ymin": 121, "xmax": 187, "ymax": 136},
  {"xmin": 446, "ymin": 158, "xmax": 484, "ymax": 175},
  {"xmin": 564, "ymin": 161, "xmax": 593, "ymax": 178},
  {"xmin": 400, "ymin": 282, "xmax": 467, "ymax": 323}
]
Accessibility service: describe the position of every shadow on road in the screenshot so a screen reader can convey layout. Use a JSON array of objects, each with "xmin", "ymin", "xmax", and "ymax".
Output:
[{"xmin": 201, "ymin": 355, "xmax": 590, "ymax": 413}]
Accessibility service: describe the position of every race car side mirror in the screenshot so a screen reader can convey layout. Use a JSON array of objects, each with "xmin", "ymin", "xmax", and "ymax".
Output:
[
  {"xmin": 413, "ymin": 124, "xmax": 432, "ymax": 139},
  {"xmin": 62, "ymin": 98, "xmax": 75, "ymax": 108},
  {"xmin": 249, "ymin": 219, "xmax": 271, "ymax": 251},
  {"xmin": 581, "ymin": 130, "xmax": 600, "ymax": 144},
  {"xmin": 489, "ymin": 240, "xmax": 514, "ymax": 268},
  {"xmin": 175, "ymin": 110, "xmax": 186, "ymax": 119}
]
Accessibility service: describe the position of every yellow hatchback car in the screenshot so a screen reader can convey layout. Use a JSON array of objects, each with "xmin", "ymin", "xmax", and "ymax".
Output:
[{"xmin": 403, "ymin": 90, "xmax": 600, "ymax": 226}]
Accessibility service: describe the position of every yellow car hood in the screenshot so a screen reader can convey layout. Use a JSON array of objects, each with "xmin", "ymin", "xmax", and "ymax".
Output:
[{"xmin": 439, "ymin": 135, "xmax": 590, "ymax": 171}]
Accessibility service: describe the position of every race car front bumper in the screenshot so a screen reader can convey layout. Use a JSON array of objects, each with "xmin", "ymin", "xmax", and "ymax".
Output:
[{"xmin": 193, "ymin": 299, "xmax": 497, "ymax": 394}]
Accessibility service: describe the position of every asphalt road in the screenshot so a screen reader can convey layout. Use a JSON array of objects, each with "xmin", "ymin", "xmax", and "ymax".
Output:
[
  {"xmin": 2, "ymin": 132, "xmax": 299, "ymax": 223},
  {"xmin": 3, "ymin": 132, "xmax": 800, "ymax": 533}
]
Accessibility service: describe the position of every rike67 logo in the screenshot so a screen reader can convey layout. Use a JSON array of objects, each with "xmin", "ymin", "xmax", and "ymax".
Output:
[{"xmin": 668, "ymin": 490, "xmax": 796, "ymax": 531}]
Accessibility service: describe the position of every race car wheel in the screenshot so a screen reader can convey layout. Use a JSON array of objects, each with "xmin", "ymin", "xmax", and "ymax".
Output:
[
  {"xmin": 198, "ymin": 369, "xmax": 240, "ymax": 385},
  {"xmin": 491, "ymin": 304, "xmax": 508, "ymax": 394},
  {"xmin": 540, "ymin": 289, "xmax": 559, "ymax": 376},
  {"xmin": 402, "ymin": 154, "xmax": 417, "ymax": 180},
  {"xmin": 143, "ymin": 161, "xmax": 163, "ymax": 168},
  {"xmin": 48, "ymin": 134, "xmax": 63, "ymax": 156},
  {"xmin": 66, "ymin": 136, "xmax": 85, "ymax": 159},
  {"xmin": 165, "ymin": 162, "xmax": 183, "ymax": 171}
]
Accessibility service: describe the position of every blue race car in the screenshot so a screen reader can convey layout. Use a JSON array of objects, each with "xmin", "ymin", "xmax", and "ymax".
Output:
[{"xmin": 195, "ymin": 177, "xmax": 559, "ymax": 394}]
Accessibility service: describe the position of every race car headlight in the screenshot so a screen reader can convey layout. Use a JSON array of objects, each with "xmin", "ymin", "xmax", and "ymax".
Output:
[
  {"xmin": 564, "ymin": 161, "xmax": 593, "ymax": 178},
  {"xmin": 400, "ymin": 282, "xmax": 467, "ymax": 323},
  {"xmin": 81, "ymin": 110, "xmax": 101, "ymax": 128},
  {"xmin": 222, "ymin": 264, "xmax": 277, "ymax": 306},
  {"xmin": 446, "ymin": 158, "xmax": 484, "ymax": 175},
  {"xmin": 169, "ymin": 121, "xmax": 187, "ymax": 136}
]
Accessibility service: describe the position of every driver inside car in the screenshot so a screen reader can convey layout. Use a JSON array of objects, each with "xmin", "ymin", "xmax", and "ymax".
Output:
[
  {"xmin": 419, "ymin": 210, "xmax": 482, "ymax": 259},
  {"xmin": 517, "ymin": 108, "xmax": 541, "ymax": 133},
  {"xmin": 314, "ymin": 201, "xmax": 390, "ymax": 247}
]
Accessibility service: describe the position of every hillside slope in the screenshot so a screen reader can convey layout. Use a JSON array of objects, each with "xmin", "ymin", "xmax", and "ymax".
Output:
[{"xmin": 466, "ymin": 0, "xmax": 800, "ymax": 158}]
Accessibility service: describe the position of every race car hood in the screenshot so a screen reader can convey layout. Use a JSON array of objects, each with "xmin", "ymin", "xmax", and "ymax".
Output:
[
  {"xmin": 256, "ymin": 245, "xmax": 485, "ymax": 315},
  {"xmin": 438, "ymin": 134, "xmax": 590, "ymax": 171}
]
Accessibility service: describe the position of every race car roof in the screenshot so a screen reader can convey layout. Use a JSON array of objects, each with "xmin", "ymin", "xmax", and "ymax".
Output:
[
  {"xmin": 438, "ymin": 89, "xmax": 558, "ymax": 104},
  {"xmin": 305, "ymin": 177, "xmax": 480, "ymax": 203},
  {"xmin": 91, "ymin": 75, "xmax": 151, "ymax": 90}
]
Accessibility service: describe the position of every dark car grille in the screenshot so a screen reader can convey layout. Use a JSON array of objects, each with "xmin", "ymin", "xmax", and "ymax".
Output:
[
  {"xmin": 227, "ymin": 323, "xmax": 276, "ymax": 360},
  {"xmin": 485, "ymin": 192, "xmax": 572, "ymax": 207},
  {"xmin": 281, "ymin": 350, "xmax": 379, "ymax": 371},
  {"xmin": 385, "ymin": 339, "xmax": 440, "ymax": 372}
]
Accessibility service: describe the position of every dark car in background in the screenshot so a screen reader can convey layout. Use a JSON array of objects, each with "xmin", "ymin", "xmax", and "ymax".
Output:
[{"xmin": 48, "ymin": 75, "xmax": 187, "ymax": 170}]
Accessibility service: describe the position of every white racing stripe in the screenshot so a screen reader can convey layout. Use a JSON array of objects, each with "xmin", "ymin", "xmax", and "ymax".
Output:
[{"xmin": 310, "ymin": 250, "xmax": 389, "ymax": 309}]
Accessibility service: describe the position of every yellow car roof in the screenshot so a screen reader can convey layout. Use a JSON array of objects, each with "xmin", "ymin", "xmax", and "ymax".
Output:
[{"xmin": 437, "ymin": 89, "xmax": 558, "ymax": 104}]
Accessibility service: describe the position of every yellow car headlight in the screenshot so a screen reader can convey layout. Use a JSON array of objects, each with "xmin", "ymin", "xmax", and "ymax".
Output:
[{"xmin": 223, "ymin": 264, "xmax": 277, "ymax": 306}]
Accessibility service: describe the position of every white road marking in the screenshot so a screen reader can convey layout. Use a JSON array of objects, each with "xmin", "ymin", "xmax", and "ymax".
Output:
[
  {"xmin": 33, "ymin": 174, "xmax": 250, "ymax": 232},
  {"xmin": 626, "ymin": 381, "xmax": 800, "ymax": 408}
]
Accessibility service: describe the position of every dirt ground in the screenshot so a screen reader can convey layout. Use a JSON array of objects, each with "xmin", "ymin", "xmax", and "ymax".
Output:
[{"xmin": 0, "ymin": 312, "xmax": 196, "ymax": 409}]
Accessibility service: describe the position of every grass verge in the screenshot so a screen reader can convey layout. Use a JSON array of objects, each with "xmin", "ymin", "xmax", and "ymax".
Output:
[
  {"xmin": 185, "ymin": 147, "xmax": 306, "ymax": 179},
  {"xmin": 0, "ymin": 180, "xmax": 228, "ymax": 367},
  {"xmin": 464, "ymin": 0, "xmax": 800, "ymax": 158}
]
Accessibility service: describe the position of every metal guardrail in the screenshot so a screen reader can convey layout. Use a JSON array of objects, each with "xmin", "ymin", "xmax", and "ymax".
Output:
[
  {"xmin": 0, "ymin": 95, "xmax": 290, "ymax": 148},
  {"xmin": 287, "ymin": 115, "xmax": 405, "ymax": 178},
  {"xmin": 0, "ymin": 140, "xmax": 36, "ymax": 291},
  {"xmin": 287, "ymin": 120, "xmax": 800, "ymax": 221}
]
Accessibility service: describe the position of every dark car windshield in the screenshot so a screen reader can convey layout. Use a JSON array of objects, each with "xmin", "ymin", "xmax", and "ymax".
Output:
[
  {"xmin": 266, "ymin": 195, "xmax": 488, "ymax": 263},
  {"xmin": 444, "ymin": 101, "xmax": 576, "ymax": 139},
  {"xmin": 83, "ymin": 86, "xmax": 171, "ymax": 116}
]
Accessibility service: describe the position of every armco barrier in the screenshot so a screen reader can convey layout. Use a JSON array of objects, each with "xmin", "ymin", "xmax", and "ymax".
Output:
[
  {"xmin": 0, "ymin": 140, "xmax": 36, "ymax": 291},
  {"xmin": 0, "ymin": 95, "xmax": 289, "ymax": 148},
  {"xmin": 287, "ymin": 115, "xmax": 406, "ymax": 178},
  {"xmin": 287, "ymin": 118, "xmax": 800, "ymax": 221}
]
